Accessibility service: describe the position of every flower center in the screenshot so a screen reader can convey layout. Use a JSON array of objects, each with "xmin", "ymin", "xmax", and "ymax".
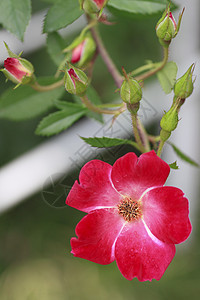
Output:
[{"xmin": 118, "ymin": 197, "xmax": 142, "ymax": 222}]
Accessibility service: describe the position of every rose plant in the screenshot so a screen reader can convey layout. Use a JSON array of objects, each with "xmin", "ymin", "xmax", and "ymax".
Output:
[{"xmin": 0, "ymin": 0, "xmax": 198, "ymax": 282}]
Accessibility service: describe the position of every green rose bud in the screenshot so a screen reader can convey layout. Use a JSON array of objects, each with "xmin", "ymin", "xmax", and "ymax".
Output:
[
  {"xmin": 156, "ymin": 5, "xmax": 184, "ymax": 47},
  {"xmin": 120, "ymin": 77, "xmax": 142, "ymax": 105},
  {"xmin": 64, "ymin": 65, "xmax": 89, "ymax": 96},
  {"xmin": 160, "ymin": 103, "xmax": 179, "ymax": 141},
  {"xmin": 174, "ymin": 64, "xmax": 195, "ymax": 99},
  {"xmin": 160, "ymin": 105, "xmax": 179, "ymax": 132}
]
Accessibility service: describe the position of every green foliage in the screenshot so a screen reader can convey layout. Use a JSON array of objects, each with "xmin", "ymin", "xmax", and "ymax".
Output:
[
  {"xmin": 74, "ymin": 86, "xmax": 103, "ymax": 123},
  {"xmin": 169, "ymin": 142, "xmax": 200, "ymax": 167},
  {"xmin": 169, "ymin": 161, "xmax": 179, "ymax": 169},
  {"xmin": 35, "ymin": 106, "xmax": 86, "ymax": 136},
  {"xmin": 157, "ymin": 62, "xmax": 178, "ymax": 94},
  {"xmin": 46, "ymin": 32, "xmax": 67, "ymax": 67},
  {"xmin": 0, "ymin": 77, "xmax": 65, "ymax": 121},
  {"xmin": 43, "ymin": 0, "xmax": 83, "ymax": 33},
  {"xmin": 54, "ymin": 100, "xmax": 85, "ymax": 111},
  {"xmin": 107, "ymin": 0, "xmax": 176, "ymax": 17},
  {"xmin": 0, "ymin": 0, "xmax": 31, "ymax": 41},
  {"xmin": 81, "ymin": 136, "xmax": 139, "ymax": 149}
]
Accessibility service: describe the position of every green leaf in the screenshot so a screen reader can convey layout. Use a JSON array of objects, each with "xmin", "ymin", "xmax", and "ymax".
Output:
[
  {"xmin": 43, "ymin": 0, "xmax": 83, "ymax": 33},
  {"xmin": 157, "ymin": 62, "xmax": 178, "ymax": 94},
  {"xmin": 107, "ymin": 0, "xmax": 176, "ymax": 16},
  {"xmin": 169, "ymin": 142, "xmax": 200, "ymax": 167},
  {"xmin": 74, "ymin": 86, "xmax": 103, "ymax": 123},
  {"xmin": 169, "ymin": 161, "xmax": 179, "ymax": 170},
  {"xmin": 0, "ymin": 77, "xmax": 65, "ymax": 121},
  {"xmin": 81, "ymin": 136, "xmax": 139, "ymax": 150},
  {"xmin": 46, "ymin": 32, "xmax": 67, "ymax": 67},
  {"xmin": 54, "ymin": 100, "xmax": 85, "ymax": 112},
  {"xmin": 36, "ymin": 110, "xmax": 86, "ymax": 136},
  {"xmin": 0, "ymin": 0, "xmax": 31, "ymax": 41},
  {"xmin": 41, "ymin": 0, "xmax": 57, "ymax": 3}
]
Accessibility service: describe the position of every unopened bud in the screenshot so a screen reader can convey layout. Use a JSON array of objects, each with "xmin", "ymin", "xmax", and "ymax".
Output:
[
  {"xmin": 80, "ymin": 0, "xmax": 108, "ymax": 15},
  {"xmin": 174, "ymin": 64, "xmax": 195, "ymax": 99},
  {"xmin": 160, "ymin": 104, "xmax": 179, "ymax": 141},
  {"xmin": 156, "ymin": 5, "xmax": 184, "ymax": 46},
  {"xmin": 1, "ymin": 43, "xmax": 34, "ymax": 86},
  {"xmin": 1, "ymin": 44, "xmax": 34, "ymax": 86},
  {"xmin": 120, "ymin": 76, "xmax": 142, "ymax": 105},
  {"xmin": 2, "ymin": 57, "xmax": 34, "ymax": 85},
  {"xmin": 64, "ymin": 65, "xmax": 89, "ymax": 95},
  {"xmin": 68, "ymin": 33, "xmax": 96, "ymax": 67}
]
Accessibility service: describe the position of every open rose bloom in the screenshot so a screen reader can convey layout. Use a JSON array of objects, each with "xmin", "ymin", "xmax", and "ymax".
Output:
[{"xmin": 66, "ymin": 151, "xmax": 191, "ymax": 281}]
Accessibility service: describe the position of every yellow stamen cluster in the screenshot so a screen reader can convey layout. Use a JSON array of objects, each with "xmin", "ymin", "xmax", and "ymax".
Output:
[{"xmin": 118, "ymin": 197, "xmax": 142, "ymax": 222}]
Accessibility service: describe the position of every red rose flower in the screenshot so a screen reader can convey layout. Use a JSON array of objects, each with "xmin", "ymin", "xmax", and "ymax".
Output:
[{"xmin": 66, "ymin": 151, "xmax": 192, "ymax": 281}]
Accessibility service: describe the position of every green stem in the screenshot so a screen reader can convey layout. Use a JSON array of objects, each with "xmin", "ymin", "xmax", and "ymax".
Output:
[
  {"xmin": 137, "ymin": 118, "xmax": 151, "ymax": 151},
  {"xmin": 30, "ymin": 79, "xmax": 64, "ymax": 92},
  {"xmin": 80, "ymin": 94, "xmax": 124, "ymax": 115},
  {"xmin": 97, "ymin": 102, "xmax": 124, "ymax": 108},
  {"xmin": 89, "ymin": 19, "xmax": 123, "ymax": 88},
  {"xmin": 148, "ymin": 135, "xmax": 161, "ymax": 143},
  {"xmin": 130, "ymin": 63, "xmax": 157, "ymax": 77},
  {"xmin": 135, "ymin": 47, "xmax": 169, "ymax": 81},
  {"xmin": 131, "ymin": 113, "xmax": 146, "ymax": 153},
  {"xmin": 157, "ymin": 139, "xmax": 165, "ymax": 157}
]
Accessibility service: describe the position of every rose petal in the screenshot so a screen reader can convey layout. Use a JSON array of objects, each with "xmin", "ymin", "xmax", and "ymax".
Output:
[
  {"xmin": 66, "ymin": 160, "xmax": 121, "ymax": 213},
  {"xmin": 142, "ymin": 186, "xmax": 192, "ymax": 244},
  {"xmin": 115, "ymin": 220, "xmax": 176, "ymax": 281},
  {"xmin": 71, "ymin": 208, "xmax": 124, "ymax": 264},
  {"xmin": 4, "ymin": 58, "xmax": 26, "ymax": 81},
  {"xmin": 71, "ymin": 42, "xmax": 84, "ymax": 64},
  {"xmin": 111, "ymin": 151, "xmax": 170, "ymax": 200}
]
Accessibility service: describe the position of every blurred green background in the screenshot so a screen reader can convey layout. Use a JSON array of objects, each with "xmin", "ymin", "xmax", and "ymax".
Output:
[{"xmin": 0, "ymin": 1, "xmax": 199, "ymax": 299}]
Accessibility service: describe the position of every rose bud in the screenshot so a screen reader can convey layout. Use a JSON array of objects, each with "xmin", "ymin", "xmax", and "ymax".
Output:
[
  {"xmin": 160, "ymin": 103, "xmax": 179, "ymax": 142},
  {"xmin": 120, "ymin": 77, "xmax": 142, "ymax": 105},
  {"xmin": 156, "ymin": 4, "xmax": 184, "ymax": 47},
  {"xmin": 1, "ymin": 57, "xmax": 34, "ymax": 85},
  {"xmin": 64, "ymin": 64, "xmax": 89, "ymax": 95},
  {"xmin": 70, "ymin": 33, "xmax": 96, "ymax": 67},
  {"xmin": 80, "ymin": 0, "xmax": 108, "ymax": 15},
  {"xmin": 174, "ymin": 64, "xmax": 195, "ymax": 99}
]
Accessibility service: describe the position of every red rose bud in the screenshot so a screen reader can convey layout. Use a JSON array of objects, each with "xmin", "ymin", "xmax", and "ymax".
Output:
[
  {"xmin": 80, "ymin": 0, "xmax": 108, "ymax": 14},
  {"xmin": 156, "ymin": 5, "xmax": 184, "ymax": 46},
  {"xmin": 71, "ymin": 42, "xmax": 84, "ymax": 64},
  {"xmin": 64, "ymin": 65, "xmax": 89, "ymax": 95},
  {"xmin": 2, "ymin": 57, "xmax": 34, "ymax": 84},
  {"xmin": 174, "ymin": 64, "xmax": 195, "ymax": 99},
  {"xmin": 71, "ymin": 33, "xmax": 96, "ymax": 67}
]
